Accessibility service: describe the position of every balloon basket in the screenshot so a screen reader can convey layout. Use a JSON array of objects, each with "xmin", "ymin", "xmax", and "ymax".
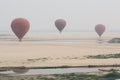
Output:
[{"xmin": 96, "ymin": 39, "xmax": 104, "ymax": 44}]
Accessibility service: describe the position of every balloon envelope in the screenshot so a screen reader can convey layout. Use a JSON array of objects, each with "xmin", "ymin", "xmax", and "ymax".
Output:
[
  {"xmin": 55, "ymin": 19, "xmax": 66, "ymax": 32},
  {"xmin": 13, "ymin": 69, "xmax": 29, "ymax": 74},
  {"xmin": 95, "ymin": 24, "xmax": 105, "ymax": 37},
  {"xmin": 11, "ymin": 18, "xmax": 30, "ymax": 41}
]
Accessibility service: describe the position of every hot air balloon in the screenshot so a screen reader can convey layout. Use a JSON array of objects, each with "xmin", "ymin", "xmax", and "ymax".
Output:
[
  {"xmin": 95, "ymin": 24, "xmax": 105, "ymax": 41},
  {"xmin": 55, "ymin": 19, "xmax": 66, "ymax": 33},
  {"xmin": 11, "ymin": 18, "xmax": 30, "ymax": 42},
  {"xmin": 13, "ymin": 69, "xmax": 29, "ymax": 74}
]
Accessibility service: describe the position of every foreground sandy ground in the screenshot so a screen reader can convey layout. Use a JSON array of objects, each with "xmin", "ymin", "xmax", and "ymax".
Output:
[{"xmin": 0, "ymin": 42, "xmax": 120, "ymax": 67}]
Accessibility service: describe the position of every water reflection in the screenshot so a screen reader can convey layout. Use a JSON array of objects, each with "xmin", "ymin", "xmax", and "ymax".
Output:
[{"xmin": 12, "ymin": 69, "xmax": 29, "ymax": 74}]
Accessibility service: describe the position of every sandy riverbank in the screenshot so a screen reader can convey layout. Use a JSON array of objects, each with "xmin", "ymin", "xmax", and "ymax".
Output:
[
  {"xmin": 0, "ymin": 42, "xmax": 119, "ymax": 67},
  {"xmin": 0, "ymin": 32, "xmax": 119, "ymax": 67}
]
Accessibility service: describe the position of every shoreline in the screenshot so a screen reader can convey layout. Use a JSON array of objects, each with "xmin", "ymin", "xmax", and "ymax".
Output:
[{"xmin": 0, "ymin": 64, "xmax": 120, "ymax": 71}]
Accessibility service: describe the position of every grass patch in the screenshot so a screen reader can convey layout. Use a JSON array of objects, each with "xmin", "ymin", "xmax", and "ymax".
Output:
[
  {"xmin": 101, "ymin": 71, "xmax": 120, "ymax": 79},
  {"xmin": 1, "ymin": 71, "xmax": 120, "ymax": 80},
  {"xmin": 27, "ymin": 57, "xmax": 49, "ymax": 62},
  {"xmin": 39, "ymin": 72, "xmax": 120, "ymax": 80},
  {"xmin": 86, "ymin": 53, "xmax": 120, "ymax": 59}
]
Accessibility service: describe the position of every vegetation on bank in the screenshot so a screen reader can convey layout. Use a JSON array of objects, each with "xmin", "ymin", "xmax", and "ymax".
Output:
[
  {"xmin": 108, "ymin": 38, "xmax": 120, "ymax": 43},
  {"xmin": 1, "ymin": 53, "xmax": 120, "ymax": 71},
  {"xmin": 1, "ymin": 71, "xmax": 120, "ymax": 80},
  {"xmin": 85, "ymin": 53, "xmax": 120, "ymax": 59}
]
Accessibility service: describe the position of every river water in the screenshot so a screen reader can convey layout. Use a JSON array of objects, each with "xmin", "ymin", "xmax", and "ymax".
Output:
[{"xmin": 0, "ymin": 67, "xmax": 118, "ymax": 76}]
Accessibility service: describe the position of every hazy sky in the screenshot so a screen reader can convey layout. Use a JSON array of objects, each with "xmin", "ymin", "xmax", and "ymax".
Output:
[{"xmin": 0, "ymin": 0, "xmax": 120, "ymax": 32}]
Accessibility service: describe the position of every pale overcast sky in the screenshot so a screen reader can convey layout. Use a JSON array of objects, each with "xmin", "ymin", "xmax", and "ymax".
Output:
[{"xmin": 0, "ymin": 0, "xmax": 120, "ymax": 32}]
